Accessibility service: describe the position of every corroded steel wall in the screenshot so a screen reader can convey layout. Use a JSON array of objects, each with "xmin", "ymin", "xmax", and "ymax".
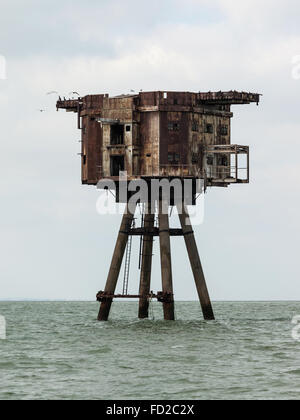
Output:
[{"xmin": 57, "ymin": 90, "xmax": 259, "ymax": 185}]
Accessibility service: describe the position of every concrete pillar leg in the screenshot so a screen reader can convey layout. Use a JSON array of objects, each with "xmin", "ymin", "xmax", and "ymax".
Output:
[
  {"xmin": 138, "ymin": 204, "xmax": 155, "ymax": 319},
  {"xmin": 98, "ymin": 203, "xmax": 136, "ymax": 321},
  {"xmin": 177, "ymin": 203, "xmax": 215, "ymax": 320},
  {"xmin": 158, "ymin": 200, "xmax": 175, "ymax": 321}
]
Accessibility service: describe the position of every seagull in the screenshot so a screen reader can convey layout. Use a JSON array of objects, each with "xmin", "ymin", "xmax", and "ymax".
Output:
[
  {"xmin": 37, "ymin": 109, "xmax": 46, "ymax": 112},
  {"xmin": 130, "ymin": 89, "xmax": 135, "ymax": 92},
  {"xmin": 69, "ymin": 91, "xmax": 80, "ymax": 96}
]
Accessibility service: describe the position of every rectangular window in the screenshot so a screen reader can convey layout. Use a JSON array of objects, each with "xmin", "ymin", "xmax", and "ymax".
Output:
[
  {"xmin": 192, "ymin": 121, "xmax": 198, "ymax": 132},
  {"xmin": 220, "ymin": 125, "xmax": 228, "ymax": 135},
  {"xmin": 207, "ymin": 156, "xmax": 214, "ymax": 166},
  {"xmin": 174, "ymin": 98, "xmax": 178, "ymax": 105},
  {"xmin": 168, "ymin": 153, "xmax": 180, "ymax": 163},
  {"xmin": 168, "ymin": 153, "xmax": 174, "ymax": 162},
  {"xmin": 205, "ymin": 124, "xmax": 214, "ymax": 134},
  {"xmin": 192, "ymin": 153, "xmax": 198, "ymax": 164},
  {"xmin": 218, "ymin": 155, "xmax": 228, "ymax": 166},
  {"xmin": 168, "ymin": 122, "xmax": 180, "ymax": 131},
  {"xmin": 126, "ymin": 125, "xmax": 131, "ymax": 132},
  {"xmin": 110, "ymin": 124, "xmax": 124, "ymax": 145}
]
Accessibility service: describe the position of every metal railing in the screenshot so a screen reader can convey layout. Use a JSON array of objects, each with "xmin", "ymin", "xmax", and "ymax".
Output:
[{"xmin": 206, "ymin": 166, "xmax": 248, "ymax": 180}]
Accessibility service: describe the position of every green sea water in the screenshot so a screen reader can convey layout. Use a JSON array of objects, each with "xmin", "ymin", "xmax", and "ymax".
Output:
[{"xmin": 0, "ymin": 301, "xmax": 299, "ymax": 400}]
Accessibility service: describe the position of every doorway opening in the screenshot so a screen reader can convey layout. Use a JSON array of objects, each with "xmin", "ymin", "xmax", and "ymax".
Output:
[{"xmin": 110, "ymin": 155, "xmax": 125, "ymax": 176}]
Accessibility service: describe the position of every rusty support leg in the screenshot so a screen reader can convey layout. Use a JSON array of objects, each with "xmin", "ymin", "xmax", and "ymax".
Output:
[
  {"xmin": 98, "ymin": 204, "xmax": 136, "ymax": 321},
  {"xmin": 138, "ymin": 204, "xmax": 155, "ymax": 319},
  {"xmin": 158, "ymin": 200, "xmax": 175, "ymax": 321},
  {"xmin": 177, "ymin": 203, "xmax": 215, "ymax": 321}
]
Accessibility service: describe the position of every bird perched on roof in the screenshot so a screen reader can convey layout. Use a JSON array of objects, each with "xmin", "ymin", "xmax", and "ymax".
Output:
[{"xmin": 69, "ymin": 92, "xmax": 80, "ymax": 97}]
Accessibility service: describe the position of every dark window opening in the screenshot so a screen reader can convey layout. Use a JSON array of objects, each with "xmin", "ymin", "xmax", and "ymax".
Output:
[
  {"xmin": 110, "ymin": 124, "xmax": 124, "ymax": 145},
  {"xmin": 205, "ymin": 124, "xmax": 214, "ymax": 134},
  {"xmin": 220, "ymin": 125, "xmax": 228, "ymax": 135},
  {"xmin": 192, "ymin": 153, "xmax": 198, "ymax": 164},
  {"xmin": 83, "ymin": 155, "xmax": 87, "ymax": 165},
  {"xmin": 82, "ymin": 126, "xmax": 86, "ymax": 135},
  {"xmin": 207, "ymin": 156, "xmax": 214, "ymax": 166},
  {"xmin": 218, "ymin": 155, "xmax": 228, "ymax": 166},
  {"xmin": 110, "ymin": 156, "xmax": 125, "ymax": 176},
  {"xmin": 192, "ymin": 121, "xmax": 199, "ymax": 132},
  {"xmin": 174, "ymin": 98, "xmax": 178, "ymax": 105},
  {"xmin": 90, "ymin": 117, "xmax": 95, "ymax": 121},
  {"xmin": 168, "ymin": 153, "xmax": 180, "ymax": 163},
  {"xmin": 126, "ymin": 125, "xmax": 131, "ymax": 132},
  {"xmin": 168, "ymin": 122, "xmax": 180, "ymax": 131}
]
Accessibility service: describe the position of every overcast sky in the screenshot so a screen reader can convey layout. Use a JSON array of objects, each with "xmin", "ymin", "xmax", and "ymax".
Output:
[{"xmin": 0, "ymin": 0, "xmax": 300, "ymax": 301}]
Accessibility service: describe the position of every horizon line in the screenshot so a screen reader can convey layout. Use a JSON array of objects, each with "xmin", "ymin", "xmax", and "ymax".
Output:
[{"xmin": 0, "ymin": 299, "xmax": 300, "ymax": 303}]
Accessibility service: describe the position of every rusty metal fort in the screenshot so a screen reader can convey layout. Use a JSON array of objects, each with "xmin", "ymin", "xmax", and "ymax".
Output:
[{"xmin": 57, "ymin": 90, "xmax": 260, "ymax": 321}]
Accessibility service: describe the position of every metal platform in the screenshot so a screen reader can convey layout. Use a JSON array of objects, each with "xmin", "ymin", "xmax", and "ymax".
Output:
[{"xmin": 96, "ymin": 291, "xmax": 173, "ymax": 303}]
